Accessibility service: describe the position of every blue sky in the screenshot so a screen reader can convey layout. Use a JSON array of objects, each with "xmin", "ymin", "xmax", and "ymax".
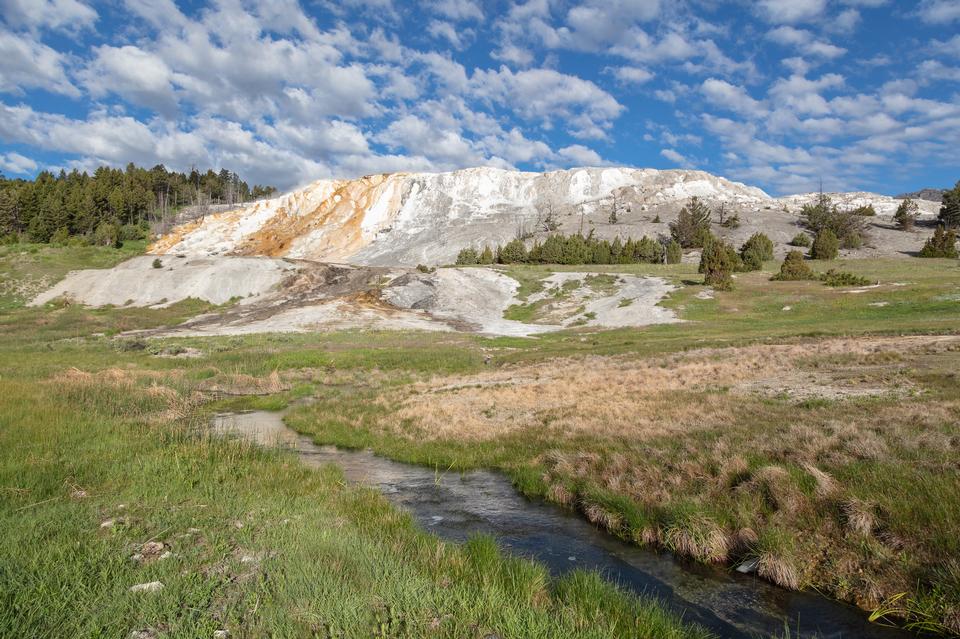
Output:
[{"xmin": 0, "ymin": 0, "xmax": 958, "ymax": 195}]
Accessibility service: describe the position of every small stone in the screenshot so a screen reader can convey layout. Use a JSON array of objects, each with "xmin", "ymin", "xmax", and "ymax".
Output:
[
  {"xmin": 736, "ymin": 558, "xmax": 759, "ymax": 574},
  {"xmin": 128, "ymin": 630, "xmax": 157, "ymax": 639},
  {"xmin": 132, "ymin": 541, "xmax": 169, "ymax": 563},
  {"xmin": 782, "ymin": 305, "xmax": 792, "ymax": 311},
  {"xmin": 129, "ymin": 581, "xmax": 164, "ymax": 593},
  {"xmin": 100, "ymin": 519, "xmax": 116, "ymax": 528},
  {"xmin": 213, "ymin": 631, "xmax": 229, "ymax": 639},
  {"xmin": 158, "ymin": 551, "xmax": 173, "ymax": 561}
]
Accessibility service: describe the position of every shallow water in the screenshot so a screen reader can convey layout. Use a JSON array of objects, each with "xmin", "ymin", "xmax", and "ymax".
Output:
[{"xmin": 211, "ymin": 410, "xmax": 915, "ymax": 639}]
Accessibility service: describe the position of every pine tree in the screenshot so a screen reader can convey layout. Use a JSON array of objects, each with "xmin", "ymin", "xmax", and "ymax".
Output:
[
  {"xmin": 739, "ymin": 233, "xmax": 774, "ymax": 271},
  {"xmin": 699, "ymin": 239, "xmax": 735, "ymax": 290},
  {"xmin": 919, "ymin": 226, "xmax": 958, "ymax": 258},
  {"xmin": 0, "ymin": 189, "xmax": 20, "ymax": 237},
  {"xmin": 499, "ymin": 239, "xmax": 528, "ymax": 263},
  {"xmin": 894, "ymin": 198, "xmax": 919, "ymax": 230},
  {"xmin": 665, "ymin": 239, "xmax": 682, "ymax": 264},
  {"xmin": 479, "ymin": 245, "xmax": 494, "ymax": 264},
  {"xmin": 939, "ymin": 181, "xmax": 960, "ymax": 228},
  {"xmin": 800, "ymin": 193, "xmax": 867, "ymax": 248},
  {"xmin": 771, "ymin": 250, "xmax": 816, "ymax": 281},
  {"xmin": 810, "ymin": 229, "xmax": 839, "ymax": 260},
  {"xmin": 670, "ymin": 197, "xmax": 712, "ymax": 248},
  {"xmin": 455, "ymin": 247, "xmax": 479, "ymax": 265}
]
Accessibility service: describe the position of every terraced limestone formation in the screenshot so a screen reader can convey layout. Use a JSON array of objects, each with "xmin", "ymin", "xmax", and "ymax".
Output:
[{"xmin": 149, "ymin": 166, "xmax": 940, "ymax": 266}]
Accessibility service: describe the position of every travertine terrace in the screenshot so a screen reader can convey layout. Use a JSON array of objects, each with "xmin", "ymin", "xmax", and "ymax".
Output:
[{"xmin": 150, "ymin": 167, "xmax": 940, "ymax": 266}]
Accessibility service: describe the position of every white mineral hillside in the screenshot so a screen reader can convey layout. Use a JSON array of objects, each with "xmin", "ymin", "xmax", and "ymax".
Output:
[
  {"xmin": 151, "ymin": 168, "xmax": 936, "ymax": 265},
  {"xmin": 152, "ymin": 166, "xmax": 936, "ymax": 266}
]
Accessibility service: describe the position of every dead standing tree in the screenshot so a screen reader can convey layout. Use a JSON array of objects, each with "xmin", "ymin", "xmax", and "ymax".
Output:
[
  {"xmin": 534, "ymin": 196, "xmax": 560, "ymax": 233},
  {"xmin": 609, "ymin": 190, "xmax": 627, "ymax": 224}
]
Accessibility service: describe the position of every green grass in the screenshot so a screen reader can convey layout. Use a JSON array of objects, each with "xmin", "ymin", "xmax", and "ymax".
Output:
[
  {"xmin": 0, "ymin": 241, "xmax": 147, "ymax": 311},
  {"xmin": 0, "ymin": 248, "xmax": 712, "ymax": 638},
  {"xmin": 3, "ymin": 249, "xmax": 960, "ymax": 635}
]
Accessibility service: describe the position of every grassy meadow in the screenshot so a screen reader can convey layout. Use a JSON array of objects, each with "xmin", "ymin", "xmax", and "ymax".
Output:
[
  {"xmin": 1, "ymin": 243, "xmax": 959, "ymax": 636},
  {"xmin": 0, "ymin": 244, "xmax": 711, "ymax": 638}
]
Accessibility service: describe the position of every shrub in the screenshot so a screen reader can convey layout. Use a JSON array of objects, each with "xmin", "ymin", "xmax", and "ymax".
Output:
[
  {"xmin": 810, "ymin": 229, "xmax": 839, "ymax": 260},
  {"xmin": 771, "ymin": 251, "xmax": 816, "ymax": 281},
  {"xmin": 498, "ymin": 239, "xmax": 528, "ymax": 264},
  {"xmin": 152, "ymin": 258, "xmax": 163, "ymax": 269},
  {"xmin": 800, "ymin": 194, "xmax": 868, "ymax": 248},
  {"xmin": 699, "ymin": 234, "xmax": 743, "ymax": 273},
  {"xmin": 670, "ymin": 197, "xmax": 712, "ymax": 248},
  {"xmin": 851, "ymin": 205, "xmax": 876, "ymax": 216},
  {"xmin": 415, "ymin": 264, "xmax": 434, "ymax": 273},
  {"xmin": 789, "ymin": 233, "xmax": 811, "ymax": 247},
  {"xmin": 894, "ymin": 198, "xmax": 919, "ymax": 230},
  {"xmin": 918, "ymin": 226, "xmax": 958, "ymax": 258},
  {"xmin": 720, "ymin": 213, "xmax": 741, "ymax": 229},
  {"xmin": 819, "ymin": 269, "xmax": 872, "ymax": 287},
  {"xmin": 50, "ymin": 227, "xmax": 70, "ymax": 246},
  {"xmin": 841, "ymin": 232, "xmax": 862, "ymax": 249},
  {"xmin": 92, "ymin": 221, "xmax": 120, "ymax": 248},
  {"xmin": 120, "ymin": 223, "xmax": 148, "ymax": 241},
  {"xmin": 652, "ymin": 214, "xmax": 661, "ymax": 223},
  {"xmin": 739, "ymin": 233, "xmax": 774, "ymax": 271},
  {"xmin": 665, "ymin": 239, "xmax": 682, "ymax": 264},
  {"xmin": 699, "ymin": 239, "xmax": 736, "ymax": 290},
  {"xmin": 479, "ymin": 245, "xmax": 495, "ymax": 265},
  {"xmin": 634, "ymin": 236, "xmax": 664, "ymax": 263},
  {"xmin": 455, "ymin": 247, "xmax": 479, "ymax": 265}
]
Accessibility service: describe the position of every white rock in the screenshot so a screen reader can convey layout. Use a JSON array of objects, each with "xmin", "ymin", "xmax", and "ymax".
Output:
[
  {"xmin": 736, "ymin": 558, "xmax": 759, "ymax": 574},
  {"xmin": 129, "ymin": 581, "xmax": 164, "ymax": 593}
]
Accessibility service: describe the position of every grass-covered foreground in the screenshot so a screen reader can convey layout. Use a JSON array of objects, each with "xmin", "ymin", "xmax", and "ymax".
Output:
[
  {"xmin": 0, "ymin": 245, "xmax": 710, "ymax": 638},
  {"xmin": 2, "ymin": 243, "xmax": 960, "ymax": 636}
]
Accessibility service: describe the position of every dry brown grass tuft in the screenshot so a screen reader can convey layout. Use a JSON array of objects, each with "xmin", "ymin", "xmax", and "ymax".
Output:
[
  {"xmin": 632, "ymin": 526, "xmax": 660, "ymax": 546},
  {"xmin": 545, "ymin": 481, "xmax": 575, "ymax": 508},
  {"xmin": 382, "ymin": 335, "xmax": 957, "ymax": 444},
  {"xmin": 746, "ymin": 465, "xmax": 806, "ymax": 515},
  {"xmin": 46, "ymin": 367, "xmax": 198, "ymax": 423},
  {"xmin": 663, "ymin": 516, "xmax": 731, "ymax": 563},
  {"xmin": 582, "ymin": 503, "xmax": 623, "ymax": 532},
  {"xmin": 842, "ymin": 498, "xmax": 877, "ymax": 537},
  {"xmin": 803, "ymin": 463, "xmax": 841, "ymax": 499},
  {"xmin": 758, "ymin": 552, "xmax": 801, "ymax": 590},
  {"xmin": 199, "ymin": 370, "xmax": 291, "ymax": 396}
]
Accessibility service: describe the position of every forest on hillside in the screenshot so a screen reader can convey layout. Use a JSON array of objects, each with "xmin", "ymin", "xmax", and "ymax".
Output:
[{"xmin": 0, "ymin": 164, "xmax": 277, "ymax": 245}]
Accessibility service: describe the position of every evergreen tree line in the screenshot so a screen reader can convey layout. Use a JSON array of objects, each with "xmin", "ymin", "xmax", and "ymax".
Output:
[
  {"xmin": 456, "ymin": 232, "xmax": 684, "ymax": 266},
  {"xmin": 0, "ymin": 164, "xmax": 277, "ymax": 244}
]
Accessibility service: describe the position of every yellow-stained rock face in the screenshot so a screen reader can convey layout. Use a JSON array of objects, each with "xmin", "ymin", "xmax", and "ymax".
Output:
[{"xmin": 149, "ymin": 173, "xmax": 408, "ymax": 261}]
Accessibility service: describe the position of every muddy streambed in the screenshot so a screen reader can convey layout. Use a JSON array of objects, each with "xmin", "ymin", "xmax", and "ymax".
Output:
[{"xmin": 211, "ymin": 410, "xmax": 915, "ymax": 639}]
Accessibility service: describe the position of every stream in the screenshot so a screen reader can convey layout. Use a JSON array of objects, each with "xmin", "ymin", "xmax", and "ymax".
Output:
[{"xmin": 211, "ymin": 410, "xmax": 916, "ymax": 639}]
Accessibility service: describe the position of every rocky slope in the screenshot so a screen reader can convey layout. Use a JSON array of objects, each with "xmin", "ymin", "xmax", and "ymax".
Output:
[{"xmin": 151, "ymin": 167, "xmax": 941, "ymax": 265}]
